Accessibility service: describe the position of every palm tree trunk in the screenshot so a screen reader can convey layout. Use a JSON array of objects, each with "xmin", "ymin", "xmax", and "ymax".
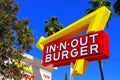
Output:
[{"xmin": 98, "ymin": 60, "xmax": 104, "ymax": 80}]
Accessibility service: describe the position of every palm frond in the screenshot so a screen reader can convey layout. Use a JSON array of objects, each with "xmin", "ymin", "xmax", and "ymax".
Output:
[{"xmin": 44, "ymin": 16, "xmax": 62, "ymax": 36}]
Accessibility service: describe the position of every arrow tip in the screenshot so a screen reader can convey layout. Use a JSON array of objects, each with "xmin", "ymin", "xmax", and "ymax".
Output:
[{"xmin": 36, "ymin": 36, "xmax": 46, "ymax": 51}]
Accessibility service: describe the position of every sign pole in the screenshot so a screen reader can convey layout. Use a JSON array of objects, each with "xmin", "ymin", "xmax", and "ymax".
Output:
[{"xmin": 70, "ymin": 63, "xmax": 74, "ymax": 80}]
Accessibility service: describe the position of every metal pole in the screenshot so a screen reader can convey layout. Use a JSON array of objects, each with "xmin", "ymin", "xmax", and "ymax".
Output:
[
  {"xmin": 98, "ymin": 60, "xmax": 104, "ymax": 80},
  {"xmin": 70, "ymin": 63, "xmax": 74, "ymax": 80}
]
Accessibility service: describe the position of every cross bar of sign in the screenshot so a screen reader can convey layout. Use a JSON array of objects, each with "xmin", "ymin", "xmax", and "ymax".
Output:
[{"xmin": 36, "ymin": 6, "xmax": 111, "ymax": 75}]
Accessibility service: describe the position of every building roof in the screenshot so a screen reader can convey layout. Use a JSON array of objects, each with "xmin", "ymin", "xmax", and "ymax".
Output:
[{"xmin": 22, "ymin": 54, "xmax": 57, "ymax": 71}]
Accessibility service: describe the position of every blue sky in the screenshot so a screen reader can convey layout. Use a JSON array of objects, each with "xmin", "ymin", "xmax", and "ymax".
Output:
[{"xmin": 16, "ymin": 0, "xmax": 120, "ymax": 80}]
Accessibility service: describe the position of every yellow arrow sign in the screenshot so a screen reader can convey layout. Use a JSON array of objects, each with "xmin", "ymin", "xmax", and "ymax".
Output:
[
  {"xmin": 36, "ymin": 6, "xmax": 111, "ymax": 51},
  {"xmin": 36, "ymin": 6, "xmax": 111, "ymax": 75}
]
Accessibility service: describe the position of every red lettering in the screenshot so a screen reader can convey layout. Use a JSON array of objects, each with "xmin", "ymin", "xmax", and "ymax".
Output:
[
  {"xmin": 43, "ymin": 74, "xmax": 50, "ymax": 79},
  {"xmin": 23, "ymin": 74, "xmax": 34, "ymax": 80}
]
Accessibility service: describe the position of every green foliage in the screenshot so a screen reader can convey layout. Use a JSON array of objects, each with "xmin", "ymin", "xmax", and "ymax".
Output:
[
  {"xmin": 0, "ymin": 0, "xmax": 34, "ymax": 79},
  {"xmin": 86, "ymin": 0, "xmax": 112, "ymax": 14},
  {"xmin": 44, "ymin": 16, "xmax": 62, "ymax": 36},
  {"xmin": 114, "ymin": 0, "xmax": 120, "ymax": 15}
]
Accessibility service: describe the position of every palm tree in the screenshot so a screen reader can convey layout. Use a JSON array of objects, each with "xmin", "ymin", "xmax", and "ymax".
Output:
[
  {"xmin": 114, "ymin": 0, "xmax": 120, "ymax": 15},
  {"xmin": 86, "ymin": 0, "xmax": 112, "ymax": 14},
  {"xmin": 44, "ymin": 16, "xmax": 62, "ymax": 36},
  {"xmin": 86, "ymin": 0, "xmax": 112, "ymax": 80}
]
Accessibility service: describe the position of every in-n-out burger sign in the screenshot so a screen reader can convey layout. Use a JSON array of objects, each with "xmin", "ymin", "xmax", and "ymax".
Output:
[
  {"xmin": 36, "ymin": 6, "xmax": 111, "ymax": 76},
  {"xmin": 42, "ymin": 31, "xmax": 110, "ymax": 67}
]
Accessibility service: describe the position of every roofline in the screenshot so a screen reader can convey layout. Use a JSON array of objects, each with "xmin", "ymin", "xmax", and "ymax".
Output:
[{"xmin": 22, "ymin": 54, "xmax": 57, "ymax": 71}]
